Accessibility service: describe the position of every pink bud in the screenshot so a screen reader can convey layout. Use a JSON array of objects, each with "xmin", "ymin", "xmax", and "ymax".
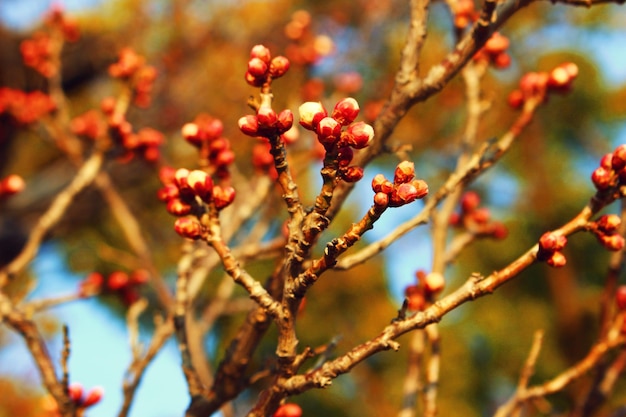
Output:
[
  {"xmin": 599, "ymin": 234, "xmax": 625, "ymax": 251},
  {"xmin": 393, "ymin": 161, "xmax": 415, "ymax": 185},
  {"xmin": 507, "ymin": 89, "xmax": 524, "ymax": 109},
  {"xmin": 245, "ymin": 71, "xmax": 265, "ymax": 87},
  {"xmin": 591, "ymin": 166, "xmax": 613, "ymax": 190},
  {"xmin": 157, "ymin": 184, "xmax": 180, "ymax": 202},
  {"xmin": 337, "ymin": 147, "xmax": 354, "ymax": 167},
  {"xmin": 460, "ymin": 191, "xmax": 480, "ymax": 213},
  {"xmin": 373, "ymin": 191, "xmax": 389, "ymax": 207},
  {"xmin": 166, "ymin": 198, "xmax": 193, "ymax": 216},
  {"xmin": 269, "ymin": 56, "xmax": 290, "ymax": 78},
  {"xmin": 215, "ymin": 149, "xmax": 235, "ymax": 167},
  {"xmin": 298, "ymin": 101, "xmax": 327, "ymax": 130},
  {"xmin": 316, "ymin": 116, "xmax": 341, "ymax": 146},
  {"xmin": 371, "ymin": 174, "xmax": 394, "ymax": 194},
  {"xmin": 107, "ymin": 271, "xmax": 129, "ymax": 291},
  {"xmin": 612, "ymin": 145, "xmax": 626, "ymax": 171},
  {"xmin": 187, "ymin": 170, "xmax": 213, "ymax": 201},
  {"xmin": 277, "ymin": 109, "xmax": 294, "ymax": 133},
  {"xmin": 238, "ymin": 115, "xmax": 259, "ymax": 136},
  {"xmin": 600, "ymin": 153, "xmax": 613, "ymax": 169},
  {"xmin": 343, "ymin": 121, "xmax": 374, "ymax": 149},
  {"xmin": 597, "ymin": 214, "xmax": 621, "ymax": 234},
  {"xmin": 424, "ymin": 272, "xmax": 445, "ymax": 294},
  {"xmin": 340, "ymin": 166, "xmax": 364, "ymax": 183},
  {"xmin": 539, "ymin": 232, "xmax": 567, "ymax": 251},
  {"xmin": 546, "ymin": 251, "xmax": 566, "ymax": 268},
  {"xmin": 257, "ymin": 107, "xmax": 278, "ymax": 130},
  {"xmin": 0, "ymin": 174, "xmax": 25, "ymax": 196},
  {"xmin": 181, "ymin": 123, "xmax": 200, "ymax": 144},
  {"xmin": 331, "ymin": 97, "xmax": 360, "ymax": 126},
  {"xmin": 68, "ymin": 382, "xmax": 84, "ymax": 404},
  {"xmin": 248, "ymin": 57, "xmax": 268, "ymax": 77},
  {"xmin": 273, "ymin": 403, "xmax": 303, "ymax": 417},
  {"xmin": 212, "ymin": 185, "xmax": 236, "ymax": 210},
  {"xmin": 82, "ymin": 386, "xmax": 104, "ymax": 407},
  {"xmin": 174, "ymin": 217, "xmax": 203, "ymax": 240},
  {"xmin": 390, "ymin": 183, "xmax": 420, "ymax": 206},
  {"xmin": 250, "ymin": 44, "xmax": 271, "ymax": 63}
]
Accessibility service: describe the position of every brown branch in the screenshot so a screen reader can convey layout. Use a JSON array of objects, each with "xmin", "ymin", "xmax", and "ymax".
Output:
[
  {"xmin": 398, "ymin": 330, "xmax": 426, "ymax": 417},
  {"xmin": 0, "ymin": 151, "xmax": 104, "ymax": 288}
]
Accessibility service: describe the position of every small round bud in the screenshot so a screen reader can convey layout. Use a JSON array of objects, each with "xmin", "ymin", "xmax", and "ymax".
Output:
[
  {"xmin": 424, "ymin": 272, "xmax": 445, "ymax": 294},
  {"xmin": 166, "ymin": 198, "xmax": 193, "ymax": 216},
  {"xmin": 612, "ymin": 145, "xmax": 626, "ymax": 171},
  {"xmin": 331, "ymin": 97, "xmax": 360, "ymax": 126},
  {"xmin": 269, "ymin": 56, "xmax": 290, "ymax": 78},
  {"xmin": 343, "ymin": 121, "xmax": 374, "ymax": 149},
  {"xmin": 393, "ymin": 161, "xmax": 415, "ymax": 185},
  {"xmin": 596, "ymin": 214, "xmax": 621, "ymax": 234},
  {"xmin": 68, "ymin": 383, "xmax": 84, "ymax": 404},
  {"xmin": 460, "ymin": 191, "xmax": 480, "ymax": 213},
  {"xmin": 340, "ymin": 166, "xmax": 364, "ymax": 183},
  {"xmin": 373, "ymin": 191, "xmax": 389, "ymax": 207},
  {"xmin": 257, "ymin": 107, "xmax": 278, "ymax": 131},
  {"xmin": 598, "ymin": 234, "xmax": 625, "ymax": 251},
  {"xmin": 248, "ymin": 57, "xmax": 268, "ymax": 77},
  {"xmin": 239, "ymin": 115, "xmax": 259, "ymax": 136},
  {"xmin": 337, "ymin": 147, "xmax": 354, "ymax": 167},
  {"xmin": 273, "ymin": 403, "xmax": 302, "ymax": 417},
  {"xmin": 0, "ymin": 174, "xmax": 25, "ymax": 196},
  {"xmin": 507, "ymin": 89, "xmax": 524, "ymax": 109},
  {"xmin": 107, "ymin": 271, "xmax": 129, "ymax": 291},
  {"xmin": 539, "ymin": 232, "xmax": 567, "ymax": 252},
  {"xmin": 174, "ymin": 217, "xmax": 203, "ymax": 239},
  {"xmin": 591, "ymin": 166, "xmax": 613, "ymax": 190},
  {"xmin": 316, "ymin": 117, "xmax": 341, "ymax": 146},
  {"xmin": 277, "ymin": 109, "xmax": 294, "ymax": 133},
  {"xmin": 82, "ymin": 386, "xmax": 104, "ymax": 407},
  {"xmin": 212, "ymin": 185, "xmax": 236, "ymax": 210},
  {"xmin": 187, "ymin": 170, "xmax": 213, "ymax": 201},
  {"xmin": 250, "ymin": 44, "xmax": 271, "ymax": 63},
  {"xmin": 546, "ymin": 251, "xmax": 567, "ymax": 268},
  {"xmin": 79, "ymin": 272, "xmax": 104, "ymax": 297},
  {"xmin": 298, "ymin": 101, "xmax": 327, "ymax": 130}
]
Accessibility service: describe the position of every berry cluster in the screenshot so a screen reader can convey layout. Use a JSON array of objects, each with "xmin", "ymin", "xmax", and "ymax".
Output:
[
  {"xmin": 537, "ymin": 231, "xmax": 567, "ymax": 268},
  {"xmin": 0, "ymin": 87, "xmax": 56, "ymax": 124},
  {"xmin": 245, "ymin": 45, "xmax": 290, "ymax": 88},
  {"xmin": 109, "ymin": 48, "xmax": 158, "ymax": 108},
  {"xmin": 67, "ymin": 383, "xmax": 104, "ymax": 409},
  {"xmin": 404, "ymin": 270, "xmax": 446, "ymax": 311},
  {"xmin": 70, "ymin": 109, "xmax": 107, "ymax": 141},
  {"xmin": 19, "ymin": 8, "xmax": 80, "ymax": 78},
  {"xmin": 591, "ymin": 144, "xmax": 626, "ymax": 192},
  {"xmin": 589, "ymin": 214, "xmax": 625, "ymax": 251},
  {"xmin": 273, "ymin": 403, "xmax": 303, "ymax": 417},
  {"xmin": 449, "ymin": 191, "xmax": 508, "ymax": 239},
  {"xmin": 79, "ymin": 270, "xmax": 149, "ymax": 304},
  {"xmin": 100, "ymin": 99, "xmax": 164, "ymax": 163},
  {"xmin": 371, "ymin": 161, "xmax": 429, "ymax": 208},
  {"xmin": 0, "ymin": 174, "xmax": 25, "ymax": 200},
  {"xmin": 158, "ymin": 167, "xmax": 236, "ymax": 239},
  {"xmin": 507, "ymin": 62, "xmax": 579, "ymax": 109},
  {"xmin": 473, "ymin": 32, "xmax": 511, "ymax": 69},
  {"xmin": 182, "ymin": 114, "xmax": 235, "ymax": 178}
]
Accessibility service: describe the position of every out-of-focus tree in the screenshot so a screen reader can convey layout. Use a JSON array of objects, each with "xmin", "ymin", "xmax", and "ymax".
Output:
[{"xmin": 1, "ymin": 0, "xmax": 626, "ymax": 416}]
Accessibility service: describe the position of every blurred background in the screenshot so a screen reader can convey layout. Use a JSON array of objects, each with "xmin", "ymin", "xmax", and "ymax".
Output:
[{"xmin": 1, "ymin": 0, "xmax": 626, "ymax": 416}]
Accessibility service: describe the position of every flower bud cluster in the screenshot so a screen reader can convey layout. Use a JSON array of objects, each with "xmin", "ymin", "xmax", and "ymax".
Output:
[
  {"xmin": 537, "ymin": 231, "xmax": 567, "ymax": 268},
  {"xmin": 70, "ymin": 109, "xmax": 107, "ymax": 141},
  {"xmin": 19, "ymin": 8, "xmax": 79, "ymax": 78},
  {"xmin": 101, "ymin": 101, "xmax": 164, "ymax": 162},
  {"xmin": 474, "ymin": 32, "xmax": 511, "ymax": 69},
  {"xmin": 245, "ymin": 45, "xmax": 290, "ymax": 87},
  {"xmin": 284, "ymin": 10, "xmax": 334, "ymax": 66},
  {"xmin": 508, "ymin": 62, "xmax": 578, "ymax": 109},
  {"xmin": 371, "ymin": 161, "xmax": 429, "ymax": 208},
  {"xmin": 183, "ymin": 114, "xmax": 235, "ymax": 178},
  {"xmin": 0, "ymin": 174, "xmax": 25, "ymax": 199},
  {"xmin": 589, "ymin": 214, "xmax": 625, "ymax": 251},
  {"xmin": 449, "ymin": 191, "xmax": 508, "ymax": 239},
  {"xmin": 591, "ymin": 144, "xmax": 626, "ymax": 192},
  {"xmin": 0, "ymin": 87, "xmax": 56, "ymax": 124},
  {"xmin": 109, "ymin": 48, "xmax": 158, "ymax": 108},
  {"xmin": 68, "ymin": 382, "xmax": 104, "ymax": 409},
  {"xmin": 453, "ymin": 0, "xmax": 478, "ymax": 28},
  {"xmin": 79, "ymin": 270, "xmax": 149, "ymax": 304},
  {"xmin": 238, "ymin": 106, "xmax": 294, "ymax": 138},
  {"xmin": 404, "ymin": 270, "xmax": 445, "ymax": 311},
  {"xmin": 157, "ymin": 167, "xmax": 235, "ymax": 238}
]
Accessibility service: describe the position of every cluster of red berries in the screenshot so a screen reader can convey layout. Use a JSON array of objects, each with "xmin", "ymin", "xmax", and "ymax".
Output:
[
  {"xmin": 70, "ymin": 109, "xmax": 106, "ymax": 141},
  {"xmin": 273, "ymin": 403, "xmax": 302, "ymax": 417},
  {"xmin": 591, "ymin": 144, "xmax": 626, "ymax": 192},
  {"xmin": 157, "ymin": 167, "xmax": 235, "ymax": 239},
  {"xmin": 371, "ymin": 161, "xmax": 429, "ymax": 208},
  {"xmin": 245, "ymin": 45, "xmax": 290, "ymax": 88},
  {"xmin": 101, "ymin": 98, "xmax": 164, "ymax": 162},
  {"xmin": 283, "ymin": 10, "xmax": 334, "ymax": 66},
  {"xmin": 0, "ymin": 87, "xmax": 56, "ymax": 124},
  {"xmin": 182, "ymin": 114, "xmax": 235, "ymax": 178},
  {"xmin": 19, "ymin": 8, "xmax": 80, "ymax": 78},
  {"xmin": 537, "ymin": 231, "xmax": 568, "ymax": 268},
  {"xmin": 453, "ymin": 0, "xmax": 477, "ymax": 29},
  {"xmin": 589, "ymin": 214, "xmax": 625, "ymax": 251},
  {"xmin": 0, "ymin": 174, "xmax": 25, "ymax": 200},
  {"xmin": 508, "ymin": 62, "xmax": 579, "ymax": 109},
  {"xmin": 404, "ymin": 270, "xmax": 446, "ymax": 311},
  {"xmin": 474, "ymin": 32, "xmax": 511, "ymax": 69},
  {"xmin": 79, "ymin": 270, "xmax": 149, "ymax": 304},
  {"xmin": 109, "ymin": 48, "xmax": 158, "ymax": 108},
  {"xmin": 449, "ymin": 191, "xmax": 508, "ymax": 239},
  {"xmin": 68, "ymin": 383, "xmax": 104, "ymax": 409}
]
